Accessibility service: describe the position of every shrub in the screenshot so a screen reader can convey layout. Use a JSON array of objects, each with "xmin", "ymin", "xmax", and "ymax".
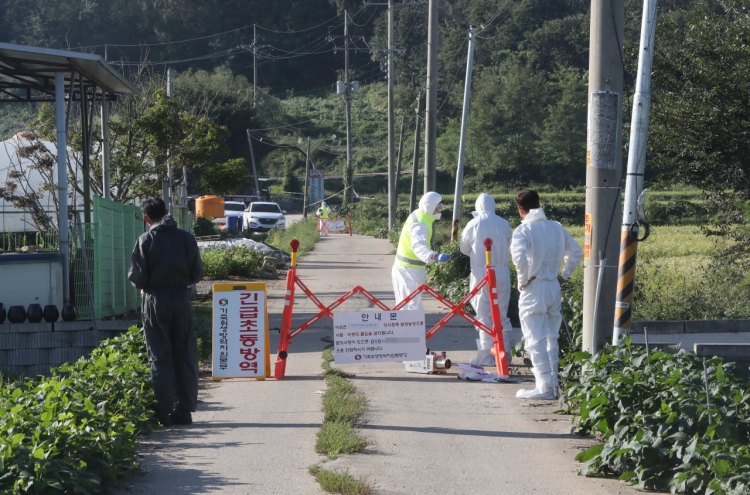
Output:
[
  {"xmin": 561, "ymin": 340, "xmax": 750, "ymax": 494},
  {"xmin": 0, "ymin": 327, "xmax": 155, "ymax": 494},
  {"xmin": 200, "ymin": 246, "xmax": 265, "ymax": 279},
  {"xmin": 193, "ymin": 216, "xmax": 216, "ymax": 237}
]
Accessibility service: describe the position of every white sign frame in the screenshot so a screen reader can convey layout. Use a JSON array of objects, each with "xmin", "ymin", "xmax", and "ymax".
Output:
[
  {"xmin": 333, "ymin": 309, "xmax": 426, "ymax": 364},
  {"xmin": 212, "ymin": 283, "xmax": 270, "ymax": 380}
]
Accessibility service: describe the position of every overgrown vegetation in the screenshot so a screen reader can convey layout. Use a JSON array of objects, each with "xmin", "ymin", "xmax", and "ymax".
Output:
[
  {"xmin": 0, "ymin": 327, "xmax": 155, "ymax": 494},
  {"xmin": 200, "ymin": 246, "xmax": 265, "ymax": 279},
  {"xmin": 561, "ymin": 340, "xmax": 750, "ymax": 494},
  {"xmin": 266, "ymin": 216, "xmax": 319, "ymax": 255},
  {"xmin": 309, "ymin": 465, "xmax": 374, "ymax": 495},
  {"xmin": 315, "ymin": 349, "xmax": 368, "ymax": 459}
]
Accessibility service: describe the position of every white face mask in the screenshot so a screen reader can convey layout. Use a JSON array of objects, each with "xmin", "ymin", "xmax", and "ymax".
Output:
[{"xmin": 433, "ymin": 212, "xmax": 442, "ymax": 220}]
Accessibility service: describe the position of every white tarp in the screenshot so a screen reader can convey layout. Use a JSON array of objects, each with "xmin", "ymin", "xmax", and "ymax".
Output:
[
  {"xmin": 197, "ymin": 237, "xmax": 274, "ymax": 254},
  {"xmin": 0, "ymin": 133, "xmax": 82, "ymax": 232}
]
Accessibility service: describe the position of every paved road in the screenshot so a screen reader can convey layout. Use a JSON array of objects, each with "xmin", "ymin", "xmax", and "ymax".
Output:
[{"xmin": 115, "ymin": 234, "xmax": 629, "ymax": 495}]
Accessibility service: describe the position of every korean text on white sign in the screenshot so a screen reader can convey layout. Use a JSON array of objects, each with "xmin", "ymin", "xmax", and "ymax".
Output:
[
  {"xmin": 212, "ymin": 283, "xmax": 270, "ymax": 379},
  {"xmin": 333, "ymin": 309, "xmax": 426, "ymax": 364}
]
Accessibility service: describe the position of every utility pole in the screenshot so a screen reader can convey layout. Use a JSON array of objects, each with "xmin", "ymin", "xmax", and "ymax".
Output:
[
  {"xmin": 366, "ymin": 0, "xmax": 416, "ymax": 226},
  {"xmin": 583, "ymin": 0, "xmax": 625, "ymax": 354},
  {"xmin": 344, "ymin": 11, "xmax": 353, "ymax": 204},
  {"xmin": 253, "ymin": 25, "xmax": 257, "ymax": 108},
  {"xmin": 451, "ymin": 26, "xmax": 477, "ymax": 242},
  {"xmin": 302, "ymin": 137, "xmax": 311, "ymax": 219},
  {"xmin": 166, "ymin": 67, "xmax": 174, "ymax": 209},
  {"xmin": 394, "ymin": 115, "xmax": 405, "ymax": 199},
  {"xmin": 246, "ymin": 129, "xmax": 261, "ymax": 197},
  {"xmin": 423, "ymin": 0, "xmax": 438, "ymax": 194},
  {"xmin": 387, "ymin": 0, "xmax": 397, "ymax": 228},
  {"xmin": 612, "ymin": 0, "xmax": 657, "ymax": 346},
  {"xmin": 409, "ymin": 94, "xmax": 422, "ymax": 212}
]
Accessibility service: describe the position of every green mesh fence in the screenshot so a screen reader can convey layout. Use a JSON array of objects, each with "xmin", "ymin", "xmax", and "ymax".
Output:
[
  {"xmin": 71, "ymin": 197, "xmax": 145, "ymax": 320},
  {"xmin": 93, "ymin": 196, "xmax": 144, "ymax": 318}
]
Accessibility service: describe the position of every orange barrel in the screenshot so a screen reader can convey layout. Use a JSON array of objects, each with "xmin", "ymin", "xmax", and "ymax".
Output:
[{"xmin": 195, "ymin": 195, "xmax": 225, "ymax": 218}]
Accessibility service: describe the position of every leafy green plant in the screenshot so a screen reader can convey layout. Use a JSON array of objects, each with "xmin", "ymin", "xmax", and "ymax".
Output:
[
  {"xmin": 0, "ymin": 327, "xmax": 156, "ymax": 494},
  {"xmin": 200, "ymin": 246, "xmax": 265, "ymax": 279},
  {"xmin": 561, "ymin": 340, "xmax": 750, "ymax": 494},
  {"xmin": 193, "ymin": 216, "xmax": 216, "ymax": 237}
]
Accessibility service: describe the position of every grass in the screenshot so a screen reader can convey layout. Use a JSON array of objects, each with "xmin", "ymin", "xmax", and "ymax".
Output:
[
  {"xmin": 315, "ymin": 349, "xmax": 368, "ymax": 459},
  {"xmin": 266, "ymin": 215, "xmax": 320, "ymax": 254},
  {"xmin": 308, "ymin": 465, "xmax": 375, "ymax": 495},
  {"xmin": 193, "ymin": 299, "xmax": 213, "ymax": 363}
]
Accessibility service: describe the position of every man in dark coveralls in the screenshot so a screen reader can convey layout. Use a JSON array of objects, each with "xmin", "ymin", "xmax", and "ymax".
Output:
[{"xmin": 128, "ymin": 198, "xmax": 204, "ymax": 426}]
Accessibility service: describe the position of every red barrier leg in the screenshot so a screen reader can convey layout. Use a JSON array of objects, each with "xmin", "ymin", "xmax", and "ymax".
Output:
[
  {"xmin": 275, "ymin": 240, "xmax": 300, "ymax": 379},
  {"xmin": 486, "ymin": 265, "xmax": 509, "ymax": 376},
  {"xmin": 274, "ymin": 267, "xmax": 296, "ymax": 379}
]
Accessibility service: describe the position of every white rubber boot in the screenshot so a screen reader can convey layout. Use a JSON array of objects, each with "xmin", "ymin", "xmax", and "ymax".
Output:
[
  {"xmin": 470, "ymin": 337, "xmax": 496, "ymax": 367},
  {"xmin": 516, "ymin": 364, "xmax": 556, "ymax": 400}
]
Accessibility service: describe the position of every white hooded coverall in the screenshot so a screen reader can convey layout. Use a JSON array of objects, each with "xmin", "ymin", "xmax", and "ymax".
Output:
[
  {"xmin": 460, "ymin": 193, "xmax": 513, "ymax": 364},
  {"xmin": 392, "ymin": 192, "xmax": 442, "ymax": 310},
  {"xmin": 511, "ymin": 207, "xmax": 582, "ymax": 397}
]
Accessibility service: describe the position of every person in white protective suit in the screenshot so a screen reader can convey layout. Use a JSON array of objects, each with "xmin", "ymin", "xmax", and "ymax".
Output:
[
  {"xmin": 392, "ymin": 192, "xmax": 451, "ymax": 310},
  {"xmin": 511, "ymin": 190, "xmax": 582, "ymax": 399},
  {"xmin": 459, "ymin": 193, "xmax": 513, "ymax": 367}
]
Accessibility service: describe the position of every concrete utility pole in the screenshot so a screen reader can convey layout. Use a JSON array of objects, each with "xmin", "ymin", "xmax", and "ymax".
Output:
[
  {"xmin": 365, "ymin": 0, "xmax": 417, "ymax": 224},
  {"xmin": 246, "ymin": 129, "xmax": 261, "ymax": 197},
  {"xmin": 410, "ymin": 94, "xmax": 422, "ymax": 212},
  {"xmin": 394, "ymin": 115, "xmax": 405, "ymax": 197},
  {"xmin": 613, "ymin": 0, "xmax": 658, "ymax": 346},
  {"xmin": 253, "ymin": 25, "xmax": 257, "ymax": 108},
  {"xmin": 166, "ymin": 67, "xmax": 174, "ymax": 209},
  {"xmin": 303, "ymin": 137, "xmax": 311, "ymax": 219},
  {"xmin": 583, "ymin": 0, "xmax": 625, "ymax": 354},
  {"xmin": 423, "ymin": 0, "xmax": 438, "ymax": 194},
  {"xmin": 450, "ymin": 26, "xmax": 477, "ymax": 242},
  {"xmin": 387, "ymin": 0, "xmax": 397, "ymax": 228},
  {"xmin": 344, "ymin": 11, "xmax": 353, "ymax": 204}
]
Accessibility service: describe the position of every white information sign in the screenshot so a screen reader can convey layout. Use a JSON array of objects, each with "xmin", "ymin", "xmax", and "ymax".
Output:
[
  {"xmin": 309, "ymin": 169, "xmax": 324, "ymax": 204},
  {"xmin": 333, "ymin": 309, "xmax": 426, "ymax": 364},
  {"xmin": 212, "ymin": 283, "xmax": 268, "ymax": 379}
]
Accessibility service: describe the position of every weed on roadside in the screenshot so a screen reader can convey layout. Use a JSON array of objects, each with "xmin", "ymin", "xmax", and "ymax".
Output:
[
  {"xmin": 315, "ymin": 349, "xmax": 368, "ymax": 459},
  {"xmin": 309, "ymin": 465, "xmax": 375, "ymax": 495}
]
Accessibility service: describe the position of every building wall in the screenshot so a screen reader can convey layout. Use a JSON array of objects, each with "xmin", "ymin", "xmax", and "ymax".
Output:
[
  {"xmin": 0, "ymin": 320, "xmax": 136, "ymax": 376},
  {"xmin": 0, "ymin": 254, "xmax": 63, "ymax": 310}
]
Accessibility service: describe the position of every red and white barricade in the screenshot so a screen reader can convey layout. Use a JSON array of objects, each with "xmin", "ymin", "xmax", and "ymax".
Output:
[{"xmin": 274, "ymin": 238, "xmax": 508, "ymax": 379}]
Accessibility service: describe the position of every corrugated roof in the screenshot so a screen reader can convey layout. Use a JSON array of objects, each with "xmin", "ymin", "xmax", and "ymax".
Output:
[{"xmin": 0, "ymin": 43, "xmax": 137, "ymax": 97}]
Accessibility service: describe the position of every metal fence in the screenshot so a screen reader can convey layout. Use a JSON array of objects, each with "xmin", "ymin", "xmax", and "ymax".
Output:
[
  {"xmin": 4, "ymin": 196, "xmax": 196, "ymax": 320},
  {"xmin": 72, "ymin": 197, "xmax": 145, "ymax": 320}
]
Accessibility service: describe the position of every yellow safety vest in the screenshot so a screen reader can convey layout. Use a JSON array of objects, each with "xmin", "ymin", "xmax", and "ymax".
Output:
[
  {"xmin": 396, "ymin": 210, "xmax": 435, "ymax": 269},
  {"xmin": 318, "ymin": 205, "xmax": 329, "ymax": 219}
]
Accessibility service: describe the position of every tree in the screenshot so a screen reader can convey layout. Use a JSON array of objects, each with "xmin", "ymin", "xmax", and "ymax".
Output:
[
  {"xmin": 2, "ymin": 73, "xmax": 232, "ymax": 230},
  {"xmin": 650, "ymin": 1, "xmax": 750, "ymax": 252},
  {"xmin": 201, "ymin": 158, "xmax": 248, "ymax": 195}
]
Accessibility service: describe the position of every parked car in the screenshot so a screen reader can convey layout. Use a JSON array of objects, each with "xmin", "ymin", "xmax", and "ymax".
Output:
[
  {"xmin": 224, "ymin": 201, "xmax": 246, "ymax": 230},
  {"xmin": 243, "ymin": 202, "xmax": 286, "ymax": 232}
]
